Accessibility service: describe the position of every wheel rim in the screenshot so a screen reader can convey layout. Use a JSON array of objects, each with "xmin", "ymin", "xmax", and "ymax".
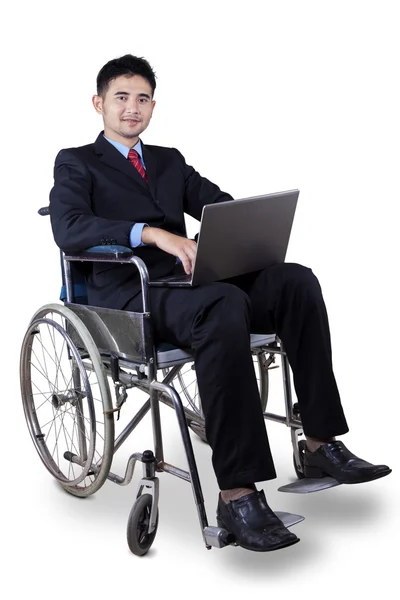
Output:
[
  {"xmin": 22, "ymin": 317, "xmax": 96, "ymax": 485},
  {"xmin": 127, "ymin": 494, "xmax": 158, "ymax": 555},
  {"xmin": 137, "ymin": 504, "xmax": 152, "ymax": 547},
  {"xmin": 20, "ymin": 305, "xmax": 114, "ymax": 494}
]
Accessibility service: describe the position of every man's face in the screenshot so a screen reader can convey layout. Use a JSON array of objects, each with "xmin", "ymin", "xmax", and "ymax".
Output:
[{"xmin": 92, "ymin": 75, "xmax": 155, "ymax": 145}]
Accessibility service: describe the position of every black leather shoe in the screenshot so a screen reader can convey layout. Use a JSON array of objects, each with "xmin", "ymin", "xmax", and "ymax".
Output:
[
  {"xmin": 216, "ymin": 490, "xmax": 299, "ymax": 552},
  {"xmin": 303, "ymin": 441, "xmax": 392, "ymax": 484}
]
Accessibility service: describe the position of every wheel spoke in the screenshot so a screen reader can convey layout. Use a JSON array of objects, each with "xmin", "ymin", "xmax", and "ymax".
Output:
[
  {"xmin": 38, "ymin": 327, "xmax": 70, "ymax": 391},
  {"xmin": 21, "ymin": 306, "xmax": 113, "ymax": 494}
]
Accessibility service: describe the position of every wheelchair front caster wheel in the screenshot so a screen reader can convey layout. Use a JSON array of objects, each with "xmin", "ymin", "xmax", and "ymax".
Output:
[
  {"xmin": 127, "ymin": 494, "xmax": 159, "ymax": 556},
  {"xmin": 293, "ymin": 440, "xmax": 307, "ymax": 480}
]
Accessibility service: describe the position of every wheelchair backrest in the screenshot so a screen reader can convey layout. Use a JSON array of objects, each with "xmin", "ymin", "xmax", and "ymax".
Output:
[
  {"xmin": 39, "ymin": 206, "xmax": 89, "ymax": 305},
  {"xmin": 59, "ymin": 251, "xmax": 89, "ymax": 305}
]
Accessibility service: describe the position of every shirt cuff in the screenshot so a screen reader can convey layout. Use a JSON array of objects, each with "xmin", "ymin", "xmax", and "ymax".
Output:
[{"xmin": 130, "ymin": 223, "xmax": 148, "ymax": 247}]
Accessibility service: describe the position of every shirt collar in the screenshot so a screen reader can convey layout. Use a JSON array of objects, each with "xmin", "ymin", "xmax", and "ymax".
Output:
[{"xmin": 103, "ymin": 135, "xmax": 143, "ymax": 161}]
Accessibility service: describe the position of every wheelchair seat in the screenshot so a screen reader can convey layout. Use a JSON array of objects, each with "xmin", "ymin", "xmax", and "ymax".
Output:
[
  {"xmin": 156, "ymin": 334, "xmax": 276, "ymax": 368},
  {"xmin": 59, "ymin": 251, "xmax": 277, "ymax": 370},
  {"xmin": 20, "ymin": 234, "xmax": 307, "ymax": 557}
]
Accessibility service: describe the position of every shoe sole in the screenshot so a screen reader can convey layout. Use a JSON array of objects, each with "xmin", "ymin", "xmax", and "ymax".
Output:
[
  {"xmin": 239, "ymin": 536, "xmax": 300, "ymax": 553},
  {"xmin": 217, "ymin": 517, "xmax": 300, "ymax": 552},
  {"xmin": 339, "ymin": 467, "xmax": 392, "ymax": 485},
  {"xmin": 303, "ymin": 466, "xmax": 392, "ymax": 484}
]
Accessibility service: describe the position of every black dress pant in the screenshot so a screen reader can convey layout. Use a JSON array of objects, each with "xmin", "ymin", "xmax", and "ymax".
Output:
[{"xmin": 125, "ymin": 262, "xmax": 349, "ymax": 490}]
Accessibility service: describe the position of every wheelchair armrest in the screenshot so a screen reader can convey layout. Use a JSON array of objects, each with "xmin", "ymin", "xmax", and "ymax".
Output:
[
  {"xmin": 64, "ymin": 246, "xmax": 151, "ymax": 312},
  {"xmin": 65, "ymin": 245, "xmax": 134, "ymax": 262}
]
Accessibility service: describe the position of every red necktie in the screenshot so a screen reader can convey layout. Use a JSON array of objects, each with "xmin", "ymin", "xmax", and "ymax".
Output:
[{"xmin": 128, "ymin": 149, "xmax": 148, "ymax": 182}]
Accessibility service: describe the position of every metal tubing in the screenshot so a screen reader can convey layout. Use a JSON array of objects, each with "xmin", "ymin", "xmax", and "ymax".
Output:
[
  {"xmin": 128, "ymin": 256, "xmax": 151, "ymax": 314},
  {"xmin": 291, "ymin": 427, "xmax": 303, "ymax": 472},
  {"xmin": 106, "ymin": 452, "xmax": 143, "ymax": 485},
  {"xmin": 118, "ymin": 371, "xmax": 205, "ymax": 427},
  {"xmin": 117, "ymin": 363, "xmax": 181, "ymax": 391},
  {"xmin": 159, "ymin": 364, "xmax": 182, "ymax": 385},
  {"xmin": 72, "ymin": 363, "xmax": 88, "ymax": 461},
  {"xmin": 118, "ymin": 371, "xmax": 149, "ymax": 391},
  {"xmin": 263, "ymin": 411, "xmax": 302, "ymax": 429},
  {"xmin": 150, "ymin": 380, "xmax": 209, "ymax": 536},
  {"xmin": 148, "ymin": 360, "xmax": 165, "ymax": 465},
  {"xmin": 64, "ymin": 256, "xmax": 73, "ymax": 303},
  {"xmin": 64, "ymin": 254, "xmax": 151, "ymax": 313},
  {"xmin": 158, "ymin": 393, "xmax": 205, "ymax": 426},
  {"xmin": 257, "ymin": 346, "xmax": 285, "ymax": 356},
  {"xmin": 67, "ymin": 450, "xmax": 144, "ymax": 487},
  {"xmin": 279, "ymin": 340, "xmax": 294, "ymax": 425},
  {"xmin": 158, "ymin": 461, "xmax": 191, "ymax": 482},
  {"xmin": 113, "ymin": 399, "xmax": 151, "ymax": 454}
]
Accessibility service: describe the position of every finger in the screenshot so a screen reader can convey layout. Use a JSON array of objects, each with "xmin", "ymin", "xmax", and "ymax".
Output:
[
  {"xmin": 179, "ymin": 253, "xmax": 192, "ymax": 274},
  {"xmin": 177, "ymin": 241, "xmax": 195, "ymax": 258},
  {"xmin": 183, "ymin": 247, "xmax": 196, "ymax": 271},
  {"xmin": 188, "ymin": 240, "xmax": 197, "ymax": 253},
  {"xmin": 185, "ymin": 246, "xmax": 197, "ymax": 264},
  {"xmin": 184, "ymin": 241, "xmax": 197, "ymax": 258}
]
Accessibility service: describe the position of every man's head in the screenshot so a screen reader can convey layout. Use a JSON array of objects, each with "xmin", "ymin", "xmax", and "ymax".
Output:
[{"xmin": 93, "ymin": 55, "xmax": 157, "ymax": 147}]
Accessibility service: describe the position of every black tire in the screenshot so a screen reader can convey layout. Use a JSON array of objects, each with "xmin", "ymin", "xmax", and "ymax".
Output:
[
  {"xmin": 127, "ymin": 494, "xmax": 159, "ymax": 556},
  {"xmin": 293, "ymin": 440, "xmax": 307, "ymax": 479},
  {"xmin": 20, "ymin": 304, "xmax": 114, "ymax": 497}
]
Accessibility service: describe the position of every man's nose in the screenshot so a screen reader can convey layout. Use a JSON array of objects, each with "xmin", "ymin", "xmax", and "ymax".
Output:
[{"xmin": 125, "ymin": 99, "xmax": 140, "ymax": 113}]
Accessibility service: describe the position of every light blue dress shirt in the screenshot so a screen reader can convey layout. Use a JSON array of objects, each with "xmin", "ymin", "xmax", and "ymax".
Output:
[{"xmin": 104, "ymin": 136, "xmax": 147, "ymax": 247}]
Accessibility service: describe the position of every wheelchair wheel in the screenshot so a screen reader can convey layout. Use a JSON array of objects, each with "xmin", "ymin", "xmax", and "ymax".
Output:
[
  {"xmin": 20, "ymin": 303, "xmax": 115, "ymax": 497},
  {"xmin": 163, "ymin": 351, "xmax": 269, "ymax": 443},
  {"xmin": 127, "ymin": 494, "xmax": 159, "ymax": 556},
  {"xmin": 293, "ymin": 440, "xmax": 307, "ymax": 479}
]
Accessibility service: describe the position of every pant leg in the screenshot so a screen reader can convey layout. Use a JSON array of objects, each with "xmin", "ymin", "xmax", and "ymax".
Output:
[
  {"xmin": 125, "ymin": 282, "xmax": 276, "ymax": 489},
  {"xmin": 228, "ymin": 263, "xmax": 349, "ymax": 438}
]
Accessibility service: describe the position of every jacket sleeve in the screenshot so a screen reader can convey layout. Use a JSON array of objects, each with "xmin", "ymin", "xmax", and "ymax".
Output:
[
  {"xmin": 174, "ymin": 149, "xmax": 234, "ymax": 221},
  {"xmin": 49, "ymin": 149, "xmax": 135, "ymax": 253}
]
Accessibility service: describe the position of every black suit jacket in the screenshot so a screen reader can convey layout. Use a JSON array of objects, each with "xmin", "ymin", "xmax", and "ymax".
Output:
[{"xmin": 49, "ymin": 132, "xmax": 233, "ymax": 310}]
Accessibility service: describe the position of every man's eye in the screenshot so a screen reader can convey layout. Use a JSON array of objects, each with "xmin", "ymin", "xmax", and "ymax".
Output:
[
  {"xmin": 139, "ymin": 98, "xmax": 149, "ymax": 103},
  {"xmin": 118, "ymin": 96, "xmax": 127, "ymax": 101}
]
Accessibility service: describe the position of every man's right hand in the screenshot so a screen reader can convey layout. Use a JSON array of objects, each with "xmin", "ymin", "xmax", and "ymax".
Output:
[{"xmin": 141, "ymin": 227, "xmax": 197, "ymax": 275}]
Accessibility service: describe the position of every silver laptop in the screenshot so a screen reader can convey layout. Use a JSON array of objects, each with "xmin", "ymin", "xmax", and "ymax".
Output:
[{"xmin": 149, "ymin": 189, "xmax": 299, "ymax": 287}]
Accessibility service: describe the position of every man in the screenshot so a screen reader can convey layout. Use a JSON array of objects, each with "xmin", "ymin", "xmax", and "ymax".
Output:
[{"xmin": 50, "ymin": 54, "xmax": 391, "ymax": 553}]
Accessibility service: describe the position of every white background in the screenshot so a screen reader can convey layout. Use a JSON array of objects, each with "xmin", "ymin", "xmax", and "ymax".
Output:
[{"xmin": 1, "ymin": 1, "xmax": 399, "ymax": 598}]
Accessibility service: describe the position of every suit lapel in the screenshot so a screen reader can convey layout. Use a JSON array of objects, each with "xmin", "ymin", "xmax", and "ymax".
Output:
[
  {"xmin": 142, "ymin": 143, "xmax": 158, "ymax": 201},
  {"xmin": 94, "ymin": 133, "xmax": 148, "ymax": 191}
]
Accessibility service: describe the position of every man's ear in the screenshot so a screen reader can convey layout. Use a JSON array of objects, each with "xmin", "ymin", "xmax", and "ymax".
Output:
[{"xmin": 92, "ymin": 95, "xmax": 103, "ymax": 115}]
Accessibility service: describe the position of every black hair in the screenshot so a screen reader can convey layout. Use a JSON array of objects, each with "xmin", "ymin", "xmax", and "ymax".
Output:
[{"xmin": 96, "ymin": 54, "xmax": 157, "ymax": 97}]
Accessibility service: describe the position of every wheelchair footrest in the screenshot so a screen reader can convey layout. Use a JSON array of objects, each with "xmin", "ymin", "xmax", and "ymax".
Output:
[
  {"xmin": 203, "ymin": 526, "xmax": 235, "ymax": 548},
  {"xmin": 204, "ymin": 511, "xmax": 304, "ymax": 549},
  {"xmin": 274, "ymin": 511, "xmax": 305, "ymax": 527},
  {"xmin": 278, "ymin": 477, "xmax": 341, "ymax": 494}
]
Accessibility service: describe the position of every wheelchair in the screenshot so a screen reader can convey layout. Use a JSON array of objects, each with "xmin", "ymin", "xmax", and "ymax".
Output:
[{"xmin": 20, "ymin": 208, "xmax": 338, "ymax": 556}]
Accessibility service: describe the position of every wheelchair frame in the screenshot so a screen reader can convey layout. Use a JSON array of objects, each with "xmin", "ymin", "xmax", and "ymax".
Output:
[{"xmin": 22, "ymin": 234, "xmax": 338, "ymax": 556}]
